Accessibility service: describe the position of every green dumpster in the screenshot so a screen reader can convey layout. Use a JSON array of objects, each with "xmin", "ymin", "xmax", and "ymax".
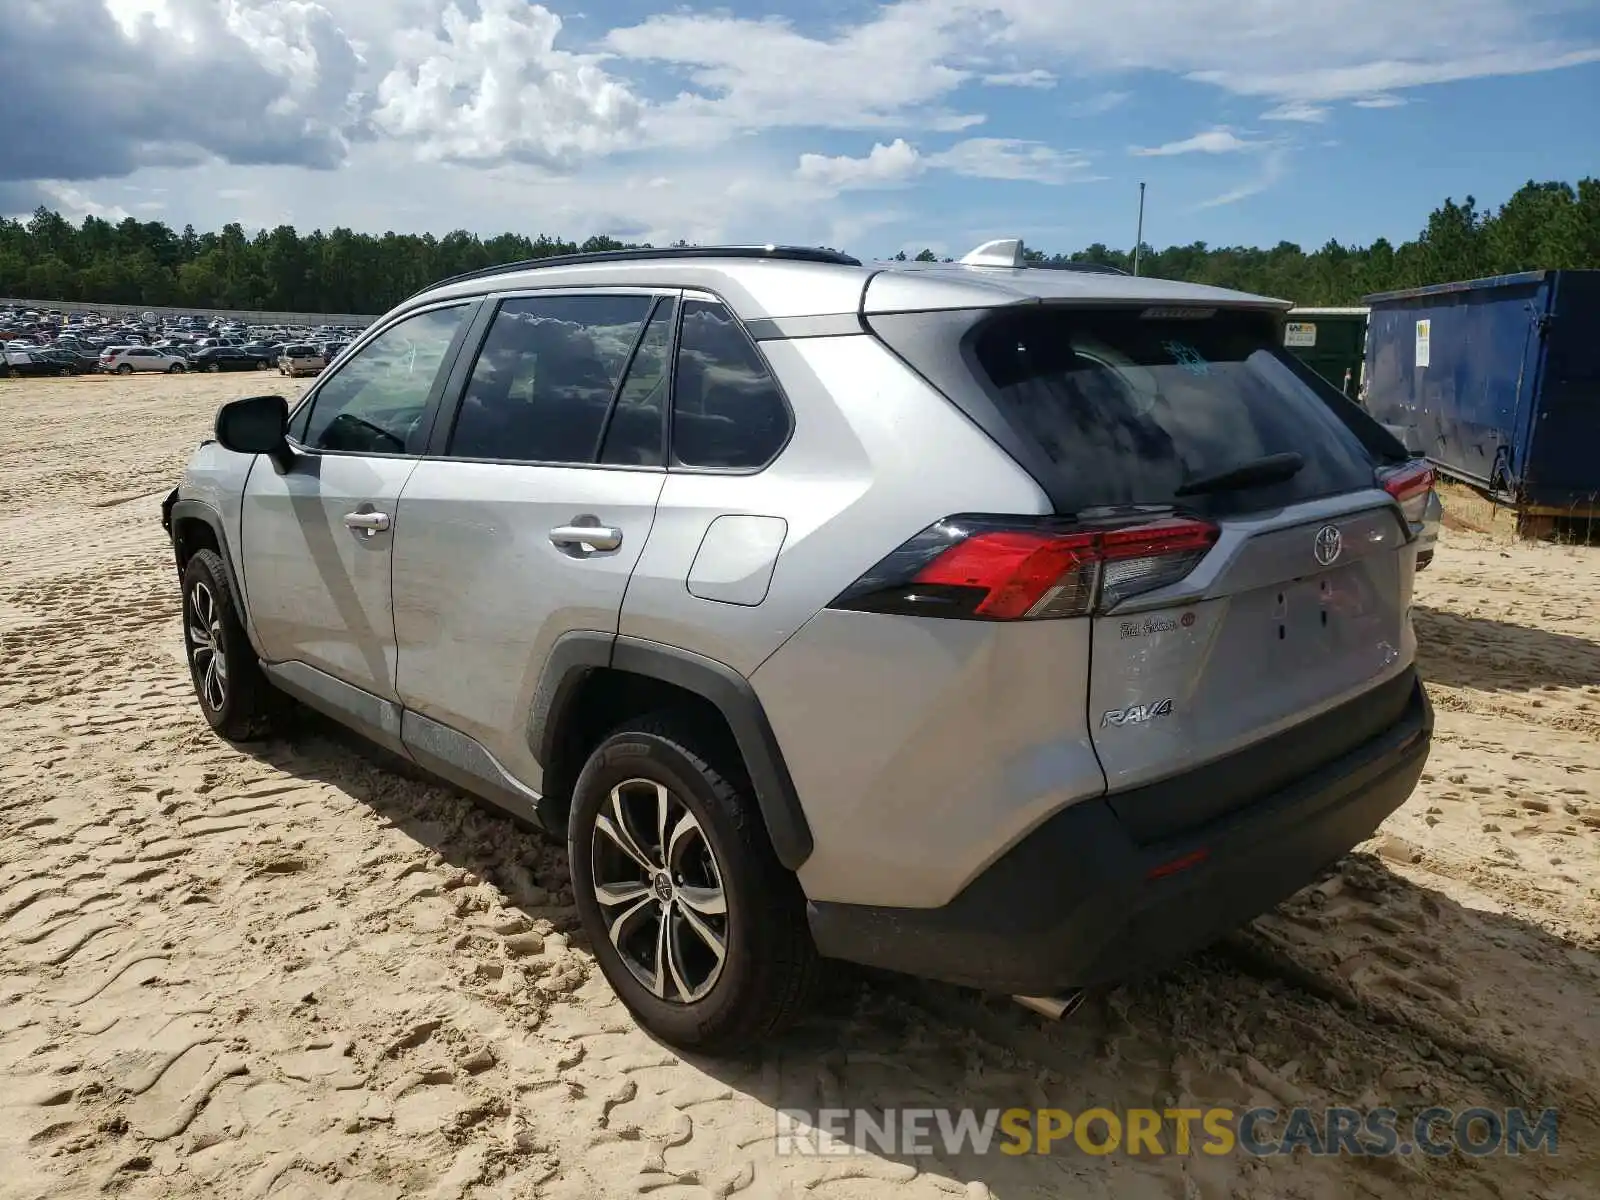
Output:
[{"xmin": 1283, "ymin": 307, "xmax": 1369, "ymax": 398}]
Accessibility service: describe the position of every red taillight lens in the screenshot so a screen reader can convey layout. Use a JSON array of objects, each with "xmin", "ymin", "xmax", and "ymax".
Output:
[
  {"xmin": 831, "ymin": 515, "xmax": 1218, "ymax": 621},
  {"xmin": 913, "ymin": 529, "xmax": 1098, "ymax": 619},
  {"xmin": 1380, "ymin": 461, "xmax": 1434, "ymax": 524}
]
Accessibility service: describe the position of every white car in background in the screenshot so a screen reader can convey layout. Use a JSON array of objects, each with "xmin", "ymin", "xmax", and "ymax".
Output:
[{"xmin": 99, "ymin": 346, "xmax": 188, "ymax": 375}]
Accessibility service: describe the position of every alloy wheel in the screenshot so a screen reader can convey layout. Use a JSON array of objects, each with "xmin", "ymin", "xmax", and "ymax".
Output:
[
  {"xmin": 186, "ymin": 580, "xmax": 228, "ymax": 712},
  {"xmin": 591, "ymin": 779, "xmax": 728, "ymax": 1003}
]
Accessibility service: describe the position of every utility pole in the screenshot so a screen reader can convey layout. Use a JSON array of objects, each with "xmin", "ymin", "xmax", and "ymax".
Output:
[{"xmin": 1133, "ymin": 181, "xmax": 1146, "ymax": 277}]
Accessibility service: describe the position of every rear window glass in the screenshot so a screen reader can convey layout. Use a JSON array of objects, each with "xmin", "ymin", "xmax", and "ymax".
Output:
[{"xmin": 972, "ymin": 309, "xmax": 1378, "ymax": 515}]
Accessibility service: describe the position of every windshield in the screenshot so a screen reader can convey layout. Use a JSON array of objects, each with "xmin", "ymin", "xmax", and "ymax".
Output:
[{"xmin": 971, "ymin": 308, "xmax": 1379, "ymax": 516}]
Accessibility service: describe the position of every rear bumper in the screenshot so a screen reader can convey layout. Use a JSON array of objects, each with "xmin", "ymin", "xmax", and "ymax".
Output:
[{"xmin": 807, "ymin": 676, "xmax": 1432, "ymax": 993}]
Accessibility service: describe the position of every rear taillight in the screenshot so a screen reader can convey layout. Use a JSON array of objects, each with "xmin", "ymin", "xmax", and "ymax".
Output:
[
  {"xmin": 829, "ymin": 515, "xmax": 1219, "ymax": 621},
  {"xmin": 1380, "ymin": 461, "xmax": 1434, "ymax": 524}
]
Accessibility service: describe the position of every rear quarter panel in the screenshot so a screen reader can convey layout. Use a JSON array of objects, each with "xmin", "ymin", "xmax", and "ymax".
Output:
[{"xmin": 618, "ymin": 332, "xmax": 1051, "ymax": 674}]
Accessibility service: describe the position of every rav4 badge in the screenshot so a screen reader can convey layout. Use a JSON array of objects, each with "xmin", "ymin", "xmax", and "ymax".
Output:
[{"xmin": 1101, "ymin": 698, "xmax": 1175, "ymax": 728}]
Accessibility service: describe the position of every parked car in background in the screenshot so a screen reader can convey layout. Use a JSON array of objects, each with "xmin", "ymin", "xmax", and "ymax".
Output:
[
  {"xmin": 191, "ymin": 346, "xmax": 273, "ymax": 373},
  {"xmin": 5, "ymin": 349, "xmax": 79, "ymax": 377},
  {"xmin": 100, "ymin": 346, "xmax": 188, "ymax": 374},
  {"xmin": 36, "ymin": 348, "xmax": 96, "ymax": 374},
  {"xmin": 277, "ymin": 344, "xmax": 325, "ymax": 376}
]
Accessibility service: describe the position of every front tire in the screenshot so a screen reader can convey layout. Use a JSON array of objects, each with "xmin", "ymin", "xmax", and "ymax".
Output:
[
  {"xmin": 181, "ymin": 549, "xmax": 279, "ymax": 741},
  {"xmin": 168, "ymin": 363, "xmax": 185, "ymax": 374},
  {"xmin": 569, "ymin": 716, "xmax": 818, "ymax": 1053},
  {"xmin": 206, "ymin": 361, "xmax": 221, "ymax": 373}
]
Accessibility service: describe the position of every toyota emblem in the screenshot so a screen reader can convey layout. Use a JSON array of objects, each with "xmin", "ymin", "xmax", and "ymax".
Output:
[{"xmin": 1313, "ymin": 524, "xmax": 1343, "ymax": 567}]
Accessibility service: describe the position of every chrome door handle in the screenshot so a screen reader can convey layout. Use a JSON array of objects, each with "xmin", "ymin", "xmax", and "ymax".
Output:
[
  {"xmin": 549, "ymin": 524, "xmax": 623, "ymax": 552},
  {"xmin": 344, "ymin": 510, "xmax": 391, "ymax": 535}
]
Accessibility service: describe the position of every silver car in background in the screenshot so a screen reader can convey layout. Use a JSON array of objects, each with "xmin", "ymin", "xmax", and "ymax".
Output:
[{"xmin": 162, "ymin": 241, "xmax": 1433, "ymax": 1052}]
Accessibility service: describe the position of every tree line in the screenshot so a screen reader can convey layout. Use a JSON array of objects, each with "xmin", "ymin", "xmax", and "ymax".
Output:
[{"xmin": 2, "ymin": 178, "xmax": 1595, "ymax": 315}]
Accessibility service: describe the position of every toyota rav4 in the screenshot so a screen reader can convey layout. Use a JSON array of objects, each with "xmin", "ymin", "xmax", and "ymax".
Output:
[{"xmin": 161, "ymin": 242, "xmax": 1434, "ymax": 1052}]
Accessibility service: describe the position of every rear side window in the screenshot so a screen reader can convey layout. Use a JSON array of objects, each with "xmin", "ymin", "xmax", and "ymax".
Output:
[
  {"xmin": 448, "ymin": 293, "xmax": 653, "ymax": 464},
  {"xmin": 672, "ymin": 299, "xmax": 790, "ymax": 470},
  {"xmin": 971, "ymin": 308, "xmax": 1378, "ymax": 515}
]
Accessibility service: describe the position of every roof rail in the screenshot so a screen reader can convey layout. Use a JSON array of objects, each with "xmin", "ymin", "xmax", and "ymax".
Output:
[
  {"xmin": 1026, "ymin": 260, "xmax": 1130, "ymax": 276},
  {"xmin": 409, "ymin": 244, "xmax": 863, "ymax": 301}
]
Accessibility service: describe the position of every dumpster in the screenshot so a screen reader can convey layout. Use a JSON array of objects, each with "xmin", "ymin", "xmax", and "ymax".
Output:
[
  {"xmin": 1362, "ymin": 270, "xmax": 1600, "ymax": 534},
  {"xmin": 1283, "ymin": 306, "xmax": 1369, "ymax": 397}
]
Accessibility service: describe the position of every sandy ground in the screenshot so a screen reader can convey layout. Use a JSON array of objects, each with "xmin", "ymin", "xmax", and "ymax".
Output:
[{"xmin": 2, "ymin": 373, "xmax": 1598, "ymax": 1200}]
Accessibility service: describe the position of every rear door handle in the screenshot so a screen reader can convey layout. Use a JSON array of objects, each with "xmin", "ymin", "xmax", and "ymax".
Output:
[
  {"xmin": 344, "ymin": 510, "xmax": 391, "ymax": 535},
  {"xmin": 549, "ymin": 524, "xmax": 623, "ymax": 552}
]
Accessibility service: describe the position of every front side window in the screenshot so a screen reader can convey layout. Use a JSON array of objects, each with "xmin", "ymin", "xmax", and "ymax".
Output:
[
  {"xmin": 448, "ymin": 293, "xmax": 653, "ymax": 464},
  {"xmin": 672, "ymin": 299, "xmax": 791, "ymax": 470},
  {"xmin": 301, "ymin": 305, "xmax": 467, "ymax": 455}
]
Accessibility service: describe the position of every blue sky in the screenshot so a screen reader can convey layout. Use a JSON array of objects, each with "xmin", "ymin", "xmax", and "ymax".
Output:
[{"xmin": 4, "ymin": 0, "xmax": 1598, "ymax": 259}]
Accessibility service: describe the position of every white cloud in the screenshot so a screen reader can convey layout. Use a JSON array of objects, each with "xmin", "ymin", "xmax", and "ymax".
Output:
[
  {"xmin": 371, "ymin": 0, "xmax": 643, "ymax": 166},
  {"xmin": 602, "ymin": 2, "xmax": 985, "ymax": 141},
  {"xmin": 1197, "ymin": 146, "xmax": 1291, "ymax": 208},
  {"xmin": 982, "ymin": 69, "xmax": 1057, "ymax": 88},
  {"xmin": 1189, "ymin": 44, "xmax": 1600, "ymax": 103},
  {"xmin": 5, "ymin": 0, "xmax": 1598, "ymax": 253},
  {"xmin": 2, "ymin": 0, "xmax": 364, "ymax": 182},
  {"xmin": 796, "ymin": 139, "xmax": 925, "ymax": 190},
  {"xmin": 36, "ymin": 183, "xmax": 133, "ymax": 223},
  {"xmin": 795, "ymin": 137, "xmax": 1093, "ymax": 192},
  {"xmin": 1262, "ymin": 102, "xmax": 1330, "ymax": 122},
  {"xmin": 594, "ymin": 0, "xmax": 1598, "ymax": 142},
  {"xmin": 929, "ymin": 138, "xmax": 1094, "ymax": 183},
  {"xmin": 1130, "ymin": 128, "xmax": 1262, "ymax": 156},
  {"xmin": 1066, "ymin": 90, "xmax": 1131, "ymax": 116}
]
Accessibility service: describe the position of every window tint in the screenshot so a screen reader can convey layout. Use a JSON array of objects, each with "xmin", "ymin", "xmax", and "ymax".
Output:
[
  {"xmin": 302, "ymin": 305, "xmax": 466, "ymax": 455},
  {"xmin": 970, "ymin": 308, "xmax": 1377, "ymax": 516},
  {"xmin": 449, "ymin": 294, "xmax": 653, "ymax": 464},
  {"xmin": 599, "ymin": 297, "xmax": 675, "ymax": 466},
  {"xmin": 671, "ymin": 299, "xmax": 790, "ymax": 470}
]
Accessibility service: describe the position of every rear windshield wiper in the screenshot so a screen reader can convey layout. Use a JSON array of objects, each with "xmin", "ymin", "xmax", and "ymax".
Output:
[{"xmin": 1174, "ymin": 451, "xmax": 1305, "ymax": 497}]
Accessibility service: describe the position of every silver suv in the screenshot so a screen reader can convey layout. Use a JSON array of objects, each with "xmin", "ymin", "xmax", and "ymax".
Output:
[{"xmin": 161, "ymin": 242, "xmax": 1434, "ymax": 1052}]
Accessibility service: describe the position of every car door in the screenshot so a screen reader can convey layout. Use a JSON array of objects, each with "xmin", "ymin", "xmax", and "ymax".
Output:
[
  {"xmin": 239, "ymin": 300, "xmax": 476, "ymax": 717},
  {"xmin": 391, "ymin": 288, "xmax": 673, "ymax": 794}
]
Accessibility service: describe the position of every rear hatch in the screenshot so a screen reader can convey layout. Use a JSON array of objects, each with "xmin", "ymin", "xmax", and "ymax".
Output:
[{"xmin": 870, "ymin": 301, "xmax": 1422, "ymax": 841}]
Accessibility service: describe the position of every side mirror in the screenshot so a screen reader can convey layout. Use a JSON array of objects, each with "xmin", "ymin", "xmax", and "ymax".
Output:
[{"xmin": 215, "ymin": 394, "xmax": 294, "ymax": 472}]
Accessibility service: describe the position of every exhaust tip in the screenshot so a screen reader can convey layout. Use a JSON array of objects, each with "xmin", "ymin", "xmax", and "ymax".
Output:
[{"xmin": 1013, "ymin": 990, "xmax": 1085, "ymax": 1021}]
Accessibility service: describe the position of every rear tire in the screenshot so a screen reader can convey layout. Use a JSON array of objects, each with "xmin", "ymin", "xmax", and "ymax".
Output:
[
  {"xmin": 569, "ymin": 715, "xmax": 818, "ymax": 1053},
  {"xmin": 181, "ymin": 549, "xmax": 279, "ymax": 741},
  {"xmin": 206, "ymin": 361, "xmax": 221, "ymax": 373},
  {"xmin": 116, "ymin": 363, "xmax": 132, "ymax": 375}
]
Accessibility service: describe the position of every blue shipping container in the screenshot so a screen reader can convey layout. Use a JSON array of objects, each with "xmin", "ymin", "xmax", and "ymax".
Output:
[{"xmin": 1362, "ymin": 269, "xmax": 1600, "ymax": 520}]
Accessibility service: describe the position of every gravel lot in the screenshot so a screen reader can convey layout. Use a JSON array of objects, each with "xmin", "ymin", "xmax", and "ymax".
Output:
[{"xmin": 3, "ymin": 374, "xmax": 1598, "ymax": 1199}]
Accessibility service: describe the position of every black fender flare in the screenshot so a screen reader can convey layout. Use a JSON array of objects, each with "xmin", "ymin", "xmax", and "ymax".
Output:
[
  {"xmin": 166, "ymin": 497, "xmax": 254, "ymax": 636},
  {"xmin": 529, "ymin": 632, "xmax": 815, "ymax": 871}
]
